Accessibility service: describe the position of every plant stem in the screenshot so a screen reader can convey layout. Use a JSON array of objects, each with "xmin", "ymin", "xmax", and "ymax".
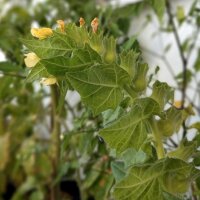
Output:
[
  {"xmin": 166, "ymin": 1, "xmax": 187, "ymax": 109},
  {"xmin": 123, "ymin": 84, "xmax": 137, "ymax": 99},
  {"xmin": 50, "ymin": 84, "xmax": 61, "ymax": 200},
  {"xmin": 166, "ymin": 1, "xmax": 188, "ymax": 138},
  {"xmin": 151, "ymin": 118, "xmax": 165, "ymax": 159}
]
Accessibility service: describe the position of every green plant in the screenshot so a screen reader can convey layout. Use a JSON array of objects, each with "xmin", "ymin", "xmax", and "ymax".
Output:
[{"xmin": 21, "ymin": 15, "xmax": 200, "ymax": 200}]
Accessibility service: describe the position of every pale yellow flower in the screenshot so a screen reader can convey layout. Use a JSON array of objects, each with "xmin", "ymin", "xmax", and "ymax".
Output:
[
  {"xmin": 91, "ymin": 17, "xmax": 99, "ymax": 33},
  {"xmin": 173, "ymin": 100, "xmax": 183, "ymax": 109},
  {"xmin": 31, "ymin": 28, "xmax": 53, "ymax": 39},
  {"xmin": 57, "ymin": 20, "xmax": 65, "ymax": 32},
  {"xmin": 40, "ymin": 77, "xmax": 57, "ymax": 86},
  {"xmin": 24, "ymin": 52, "xmax": 40, "ymax": 68},
  {"xmin": 79, "ymin": 17, "xmax": 85, "ymax": 27}
]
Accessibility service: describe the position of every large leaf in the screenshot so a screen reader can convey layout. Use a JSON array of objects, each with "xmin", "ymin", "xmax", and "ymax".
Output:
[
  {"xmin": 99, "ymin": 98, "xmax": 160, "ymax": 153},
  {"xmin": 114, "ymin": 158, "xmax": 194, "ymax": 200},
  {"xmin": 41, "ymin": 45, "xmax": 101, "ymax": 76},
  {"xmin": 66, "ymin": 64, "xmax": 129, "ymax": 115},
  {"xmin": 21, "ymin": 32, "xmax": 76, "ymax": 59}
]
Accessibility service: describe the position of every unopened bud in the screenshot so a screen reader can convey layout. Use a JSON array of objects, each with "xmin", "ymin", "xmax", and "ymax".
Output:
[{"xmin": 91, "ymin": 17, "xmax": 99, "ymax": 33}]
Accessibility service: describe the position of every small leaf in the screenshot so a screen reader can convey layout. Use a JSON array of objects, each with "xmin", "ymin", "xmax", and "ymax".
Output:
[
  {"xmin": 26, "ymin": 62, "xmax": 49, "ymax": 82},
  {"xmin": 176, "ymin": 6, "xmax": 185, "ymax": 23},
  {"xmin": 149, "ymin": 0, "xmax": 166, "ymax": 20},
  {"xmin": 167, "ymin": 140, "xmax": 197, "ymax": 161},
  {"xmin": 111, "ymin": 161, "xmax": 126, "ymax": 182},
  {"xmin": 120, "ymin": 148, "xmax": 147, "ymax": 168},
  {"xmin": 189, "ymin": 122, "xmax": 200, "ymax": 131},
  {"xmin": 102, "ymin": 107, "xmax": 124, "ymax": 126}
]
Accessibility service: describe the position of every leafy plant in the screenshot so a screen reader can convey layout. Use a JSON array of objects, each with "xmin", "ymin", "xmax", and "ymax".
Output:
[{"xmin": 21, "ymin": 15, "xmax": 200, "ymax": 199}]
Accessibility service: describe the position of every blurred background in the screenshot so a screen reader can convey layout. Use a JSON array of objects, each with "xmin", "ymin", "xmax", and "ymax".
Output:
[{"xmin": 0, "ymin": 0, "xmax": 200, "ymax": 199}]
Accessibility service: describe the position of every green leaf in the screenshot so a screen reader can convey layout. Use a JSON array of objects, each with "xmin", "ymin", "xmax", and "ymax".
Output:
[
  {"xmin": 111, "ymin": 161, "xmax": 126, "ymax": 182},
  {"xmin": 122, "ymin": 36, "xmax": 138, "ymax": 51},
  {"xmin": 21, "ymin": 32, "xmax": 76, "ymax": 59},
  {"xmin": 189, "ymin": 122, "xmax": 200, "ymax": 131},
  {"xmin": 41, "ymin": 45, "xmax": 101, "ymax": 76},
  {"xmin": 167, "ymin": 141, "xmax": 197, "ymax": 161},
  {"xmin": 114, "ymin": 158, "xmax": 193, "ymax": 200},
  {"xmin": 26, "ymin": 62, "xmax": 49, "ymax": 82},
  {"xmin": 0, "ymin": 133, "xmax": 10, "ymax": 171},
  {"xmin": 120, "ymin": 148, "xmax": 147, "ymax": 168},
  {"xmin": 176, "ymin": 6, "xmax": 185, "ymax": 23},
  {"xmin": 67, "ymin": 64, "xmax": 129, "ymax": 115},
  {"xmin": 99, "ymin": 98, "xmax": 160, "ymax": 154},
  {"xmin": 0, "ymin": 61, "xmax": 21, "ymax": 73},
  {"xmin": 151, "ymin": 81, "xmax": 174, "ymax": 109},
  {"xmin": 102, "ymin": 106, "xmax": 124, "ymax": 126},
  {"xmin": 194, "ymin": 54, "xmax": 200, "ymax": 71},
  {"xmin": 149, "ymin": 0, "xmax": 166, "ymax": 20}
]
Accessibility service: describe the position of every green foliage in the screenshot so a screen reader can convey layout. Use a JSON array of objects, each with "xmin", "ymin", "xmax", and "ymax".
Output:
[
  {"xmin": 21, "ymin": 18, "xmax": 200, "ymax": 199},
  {"xmin": 114, "ymin": 158, "xmax": 193, "ymax": 200},
  {"xmin": 1, "ymin": 0, "xmax": 200, "ymax": 199}
]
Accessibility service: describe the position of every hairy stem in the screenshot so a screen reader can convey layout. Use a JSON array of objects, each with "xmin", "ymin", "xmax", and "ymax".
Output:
[{"xmin": 50, "ymin": 85, "xmax": 61, "ymax": 200}]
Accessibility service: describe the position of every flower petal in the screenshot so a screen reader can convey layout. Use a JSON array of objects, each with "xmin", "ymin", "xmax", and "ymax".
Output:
[
  {"xmin": 24, "ymin": 52, "xmax": 40, "ymax": 68},
  {"xmin": 31, "ymin": 28, "xmax": 53, "ymax": 39},
  {"xmin": 40, "ymin": 77, "xmax": 57, "ymax": 86}
]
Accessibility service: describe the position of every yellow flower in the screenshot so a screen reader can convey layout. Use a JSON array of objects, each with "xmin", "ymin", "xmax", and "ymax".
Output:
[
  {"xmin": 40, "ymin": 77, "xmax": 57, "ymax": 86},
  {"xmin": 79, "ymin": 17, "xmax": 85, "ymax": 27},
  {"xmin": 31, "ymin": 28, "xmax": 53, "ymax": 39},
  {"xmin": 91, "ymin": 17, "xmax": 99, "ymax": 33},
  {"xmin": 173, "ymin": 100, "xmax": 183, "ymax": 109},
  {"xmin": 57, "ymin": 20, "xmax": 65, "ymax": 32},
  {"xmin": 24, "ymin": 53, "xmax": 40, "ymax": 68}
]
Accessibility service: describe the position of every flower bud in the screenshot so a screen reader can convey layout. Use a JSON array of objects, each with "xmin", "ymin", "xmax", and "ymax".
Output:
[
  {"xmin": 91, "ymin": 17, "xmax": 99, "ymax": 33},
  {"xmin": 79, "ymin": 17, "xmax": 85, "ymax": 27},
  {"xmin": 173, "ymin": 100, "xmax": 183, "ymax": 109},
  {"xmin": 57, "ymin": 20, "xmax": 65, "ymax": 32}
]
